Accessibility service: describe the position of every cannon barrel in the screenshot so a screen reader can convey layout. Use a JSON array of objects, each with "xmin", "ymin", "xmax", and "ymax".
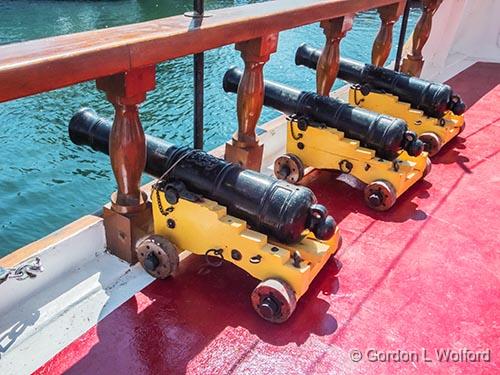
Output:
[
  {"xmin": 69, "ymin": 108, "xmax": 336, "ymax": 244},
  {"xmin": 223, "ymin": 67, "xmax": 423, "ymax": 160},
  {"xmin": 295, "ymin": 44, "xmax": 466, "ymax": 118}
]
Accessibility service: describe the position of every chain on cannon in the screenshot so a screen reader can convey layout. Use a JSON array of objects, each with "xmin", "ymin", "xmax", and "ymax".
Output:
[{"xmin": 69, "ymin": 108, "xmax": 341, "ymax": 323}]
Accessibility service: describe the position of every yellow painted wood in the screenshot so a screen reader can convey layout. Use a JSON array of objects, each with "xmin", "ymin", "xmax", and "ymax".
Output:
[
  {"xmin": 286, "ymin": 119, "xmax": 428, "ymax": 198},
  {"xmin": 151, "ymin": 190, "xmax": 341, "ymax": 299},
  {"xmin": 348, "ymin": 88, "xmax": 464, "ymax": 147}
]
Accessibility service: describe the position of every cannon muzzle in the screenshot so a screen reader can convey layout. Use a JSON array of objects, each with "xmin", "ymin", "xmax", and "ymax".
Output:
[
  {"xmin": 69, "ymin": 108, "xmax": 336, "ymax": 244},
  {"xmin": 223, "ymin": 67, "xmax": 423, "ymax": 160},
  {"xmin": 295, "ymin": 44, "xmax": 466, "ymax": 118}
]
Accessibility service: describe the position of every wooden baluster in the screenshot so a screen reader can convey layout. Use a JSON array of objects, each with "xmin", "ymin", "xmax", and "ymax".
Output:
[
  {"xmin": 225, "ymin": 34, "xmax": 278, "ymax": 171},
  {"xmin": 371, "ymin": 3, "xmax": 404, "ymax": 67},
  {"xmin": 316, "ymin": 15, "xmax": 353, "ymax": 96},
  {"xmin": 401, "ymin": 0, "xmax": 443, "ymax": 76},
  {"xmin": 96, "ymin": 66, "xmax": 156, "ymax": 263}
]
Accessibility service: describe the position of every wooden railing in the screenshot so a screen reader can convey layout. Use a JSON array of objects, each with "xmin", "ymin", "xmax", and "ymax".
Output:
[
  {"xmin": 400, "ymin": 0, "xmax": 443, "ymax": 76},
  {"xmin": 0, "ymin": 0, "xmax": 424, "ymax": 261}
]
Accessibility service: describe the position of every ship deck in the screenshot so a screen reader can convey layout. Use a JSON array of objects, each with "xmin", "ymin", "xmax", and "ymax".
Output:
[{"xmin": 34, "ymin": 62, "xmax": 500, "ymax": 374}]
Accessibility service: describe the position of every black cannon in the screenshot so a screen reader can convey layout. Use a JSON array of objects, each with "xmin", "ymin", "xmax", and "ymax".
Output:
[
  {"xmin": 223, "ymin": 67, "xmax": 423, "ymax": 160},
  {"xmin": 295, "ymin": 44, "xmax": 466, "ymax": 118},
  {"xmin": 69, "ymin": 108, "xmax": 335, "ymax": 244}
]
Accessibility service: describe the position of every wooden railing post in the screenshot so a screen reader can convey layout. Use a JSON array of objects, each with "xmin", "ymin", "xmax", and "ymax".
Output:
[
  {"xmin": 96, "ymin": 66, "xmax": 156, "ymax": 263},
  {"xmin": 371, "ymin": 3, "xmax": 404, "ymax": 67},
  {"xmin": 316, "ymin": 15, "xmax": 354, "ymax": 96},
  {"xmin": 225, "ymin": 34, "xmax": 278, "ymax": 171},
  {"xmin": 401, "ymin": 0, "xmax": 443, "ymax": 76}
]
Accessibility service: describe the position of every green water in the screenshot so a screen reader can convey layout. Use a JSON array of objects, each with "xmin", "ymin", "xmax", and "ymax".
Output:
[{"xmin": 0, "ymin": 1, "xmax": 420, "ymax": 256}]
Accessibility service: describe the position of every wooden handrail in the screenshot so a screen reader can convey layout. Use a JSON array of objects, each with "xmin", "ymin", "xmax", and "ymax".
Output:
[{"xmin": 0, "ymin": 0, "xmax": 403, "ymax": 103}]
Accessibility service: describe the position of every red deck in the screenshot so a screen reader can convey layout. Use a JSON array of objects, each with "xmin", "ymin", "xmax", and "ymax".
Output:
[{"xmin": 37, "ymin": 63, "xmax": 499, "ymax": 374}]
